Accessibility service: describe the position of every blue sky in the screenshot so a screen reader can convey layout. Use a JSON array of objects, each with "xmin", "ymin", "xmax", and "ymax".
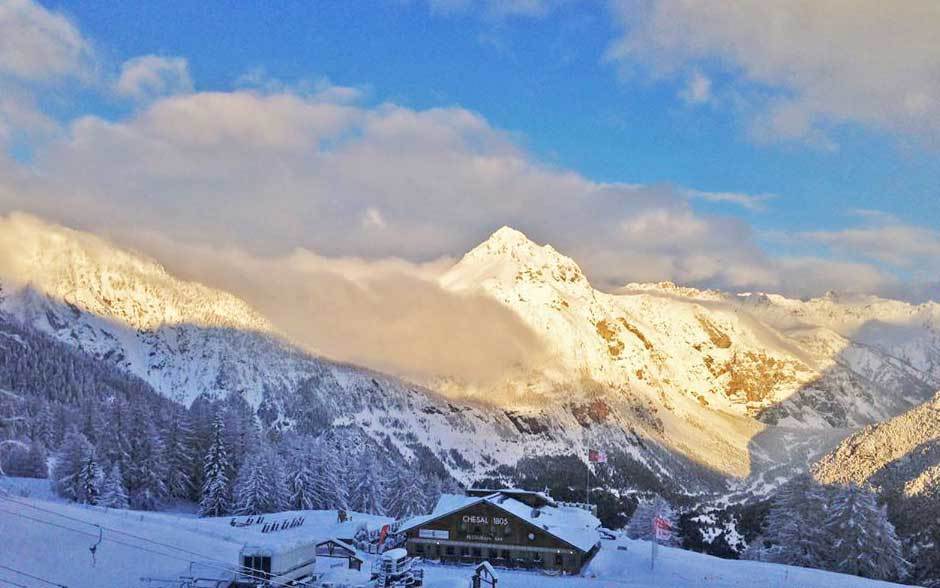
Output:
[{"xmin": 2, "ymin": 0, "xmax": 939, "ymax": 298}]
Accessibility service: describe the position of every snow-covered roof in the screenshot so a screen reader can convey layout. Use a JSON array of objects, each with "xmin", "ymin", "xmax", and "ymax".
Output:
[
  {"xmin": 397, "ymin": 491, "xmax": 600, "ymax": 553},
  {"xmin": 466, "ymin": 488, "xmax": 557, "ymax": 508},
  {"xmin": 476, "ymin": 560, "xmax": 498, "ymax": 577},
  {"xmin": 382, "ymin": 548, "xmax": 409, "ymax": 561},
  {"xmin": 317, "ymin": 538, "xmax": 365, "ymax": 561},
  {"xmin": 492, "ymin": 494, "xmax": 600, "ymax": 552},
  {"xmin": 206, "ymin": 510, "xmax": 392, "ymax": 552}
]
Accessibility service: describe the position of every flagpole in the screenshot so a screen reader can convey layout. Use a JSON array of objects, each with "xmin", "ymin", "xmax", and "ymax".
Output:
[
  {"xmin": 650, "ymin": 514, "xmax": 656, "ymax": 571},
  {"xmin": 585, "ymin": 456, "xmax": 590, "ymax": 505}
]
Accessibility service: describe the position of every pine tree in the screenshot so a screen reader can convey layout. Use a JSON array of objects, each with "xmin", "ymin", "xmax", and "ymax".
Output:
[
  {"xmin": 233, "ymin": 446, "xmax": 288, "ymax": 515},
  {"xmin": 423, "ymin": 476, "xmax": 445, "ymax": 512},
  {"xmin": 764, "ymin": 474, "xmax": 829, "ymax": 569},
  {"xmin": 200, "ymin": 415, "xmax": 231, "ymax": 517},
  {"xmin": 31, "ymin": 403, "xmax": 57, "ymax": 449},
  {"xmin": 351, "ymin": 452, "xmax": 386, "ymax": 515},
  {"xmin": 163, "ymin": 408, "xmax": 194, "ymax": 499},
  {"xmin": 824, "ymin": 484, "xmax": 909, "ymax": 581},
  {"xmin": 77, "ymin": 454, "xmax": 103, "ymax": 505},
  {"xmin": 626, "ymin": 495, "xmax": 679, "ymax": 545},
  {"xmin": 286, "ymin": 446, "xmax": 318, "ymax": 510},
  {"xmin": 52, "ymin": 428, "xmax": 98, "ymax": 502},
  {"xmin": 99, "ymin": 462, "xmax": 130, "ymax": 509},
  {"xmin": 386, "ymin": 467, "xmax": 428, "ymax": 519},
  {"xmin": 125, "ymin": 408, "xmax": 169, "ymax": 510},
  {"xmin": 315, "ymin": 443, "xmax": 349, "ymax": 510},
  {"xmin": 222, "ymin": 394, "xmax": 259, "ymax": 474}
]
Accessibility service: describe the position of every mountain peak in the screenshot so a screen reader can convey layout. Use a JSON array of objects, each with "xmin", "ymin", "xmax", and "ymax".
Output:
[
  {"xmin": 442, "ymin": 225, "xmax": 587, "ymax": 292},
  {"xmin": 487, "ymin": 225, "xmax": 532, "ymax": 246}
]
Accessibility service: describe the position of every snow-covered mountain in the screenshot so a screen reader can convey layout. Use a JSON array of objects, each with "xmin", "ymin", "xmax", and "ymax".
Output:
[
  {"xmin": 4, "ymin": 216, "xmax": 940, "ymax": 493},
  {"xmin": 440, "ymin": 227, "xmax": 940, "ymax": 429}
]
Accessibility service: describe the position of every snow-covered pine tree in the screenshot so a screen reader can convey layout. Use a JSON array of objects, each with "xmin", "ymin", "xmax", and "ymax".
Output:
[
  {"xmin": 222, "ymin": 394, "xmax": 260, "ymax": 474},
  {"xmin": 125, "ymin": 408, "xmax": 169, "ymax": 510},
  {"xmin": 351, "ymin": 451, "xmax": 387, "ymax": 515},
  {"xmin": 626, "ymin": 495, "xmax": 679, "ymax": 545},
  {"xmin": 763, "ymin": 474, "xmax": 829, "ymax": 569},
  {"xmin": 30, "ymin": 403, "xmax": 57, "ymax": 450},
  {"xmin": 97, "ymin": 397, "xmax": 131, "ymax": 475},
  {"xmin": 824, "ymin": 484, "xmax": 909, "ymax": 581},
  {"xmin": 51, "ymin": 427, "xmax": 97, "ymax": 502},
  {"xmin": 315, "ymin": 443, "xmax": 349, "ymax": 510},
  {"xmin": 233, "ymin": 446, "xmax": 288, "ymax": 515},
  {"xmin": 77, "ymin": 454, "xmax": 103, "ymax": 505},
  {"xmin": 423, "ymin": 475, "xmax": 445, "ymax": 512},
  {"xmin": 163, "ymin": 407, "xmax": 194, "ymax": 500},
  {"xmin": 385, "ymin": 467, "xmax": 428, "ymax": 519},
  {"xmin": 200, "ymin": 415, "xmax": 231, "ymax": 517},
  {"xmin": 99, "ymin": 462, "xmax": 130, "ymax": 509},
  {"xmin": 286, "ymin": 444, "xmax": 318, "ymax": 510}
]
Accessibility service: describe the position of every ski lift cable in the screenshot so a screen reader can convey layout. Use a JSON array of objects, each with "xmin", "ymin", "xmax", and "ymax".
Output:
[
  {"xmin": 0, "ymin": 506, "xmax": 301, "ymax": 588},
  {"xmin": 0, "ymin": 577, "xmax": 29, "ymax": 588},
  {"xmin": 0, "ymin": 494, "xmax": 306, "ymax": 579},
  {"xmin": 0, "ymin": 496, "xmax": 299, "ymax": 585},
  {"xmin": 0, "ymin": 564, "xmax": 67, "ymax": 588},
  {"xmin": 0, "ymin": 495, "xmax": 229, "ymax": 562}
]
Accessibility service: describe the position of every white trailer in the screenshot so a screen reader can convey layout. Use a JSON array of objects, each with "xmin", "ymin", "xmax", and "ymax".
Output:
[{"xmin": 239, "ymin": 542, "xmax": 318, "ymax": 586}]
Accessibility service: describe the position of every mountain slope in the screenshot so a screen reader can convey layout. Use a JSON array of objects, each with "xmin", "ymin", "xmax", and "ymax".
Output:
[
  {"xmin": 4, "ymin": 217, "xmax": 940, "ymax": 494},
  {"xmin": 441, "ymin": 227, "xmax": 940, "ymax": 430},
  {"xmin": 813, "ymin": 392, "xmax": 940, "ymax": 585}
]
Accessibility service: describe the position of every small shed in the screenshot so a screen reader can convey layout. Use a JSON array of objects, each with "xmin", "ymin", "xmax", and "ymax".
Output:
[
  {"xmin": 472, "ymin": 561, "xmax": 498, "ymax": 588},
  {"xmin": 316, "ymin": 538, "xmax": 365, "ymax": 571}
]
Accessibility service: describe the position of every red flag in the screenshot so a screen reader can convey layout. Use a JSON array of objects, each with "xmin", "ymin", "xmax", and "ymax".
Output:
[
  {"xmin": 653, "ymin": 516, "xmax": 672, "ymax": 541},
  {"xmin": 379, "ymin": 524, "xmax": 390, "ymax": 545}
]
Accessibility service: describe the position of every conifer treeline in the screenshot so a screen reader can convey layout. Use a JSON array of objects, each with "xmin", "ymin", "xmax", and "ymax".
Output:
[{"xmin": 0, "ymin": 318, "xmax": 449, "ymax": 518}]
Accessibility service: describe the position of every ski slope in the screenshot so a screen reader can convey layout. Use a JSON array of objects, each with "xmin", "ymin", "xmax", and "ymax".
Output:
[{"xmin": 0, "ymin": 481, "xmax": 911, "ymax": 588}]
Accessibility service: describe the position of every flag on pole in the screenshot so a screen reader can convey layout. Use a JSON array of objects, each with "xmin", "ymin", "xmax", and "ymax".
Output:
[
  {"xmin": 379, "ymin": 524, "xmax": 390, "ymax": 545},
  {"xmin": 588, "ymin": 449, "xmax": 607, "ymax": 463},
  {"xmin": 653, "ymin": 516, "xmax": 673, "ymax": 541}
]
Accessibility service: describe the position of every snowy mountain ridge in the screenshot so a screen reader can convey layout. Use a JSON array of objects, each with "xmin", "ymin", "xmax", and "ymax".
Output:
[
  {"xmin": 440, "ymin": 227, "xmax": 940, "ymax": 430},
  {"xmin": 4, "ymin": 216, "xmax": 940, "ymax": 492}
]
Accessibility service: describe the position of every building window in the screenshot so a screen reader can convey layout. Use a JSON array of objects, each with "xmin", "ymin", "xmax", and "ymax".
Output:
[
  {"xmin": 243, "ymin": 556, "xmax": 271, "ymax": 580},
  {"xmin": 488, "ymin": 549, "xmax": 498, "ymax": 560},
  {"xmin": 472, "ymin": 547, "xmax": 482, "ymax": 558},
  {"xmin": 554, "ymin": 554, "xmax": 563, "ymax": 566},
  {"xmin": 461, "ymin": 547, "xmax": 469, "ymax": 557},
  {"xmin": 500, "ymin": 550, "xmax": 510, "ymax": 560},
  {"xmin": 415, "ymin": 544, "xmax": 425, "ymax": 554},
  {"xmin": 445, "ymin": 546, "xmax": 455, "ymax": 556}
]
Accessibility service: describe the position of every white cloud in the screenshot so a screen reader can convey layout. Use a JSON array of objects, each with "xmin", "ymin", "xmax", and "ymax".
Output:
[
  {"xmin": 0, "ymin": 0, "xmax": 92, "ymax": 81},
  {"xmin": 426, "ymin": 0, "xmax": 561, "ymax": 18},
  {"xmin": 606, "ymin": 0, "xmax": 940, "ymax": 144},
  {"xmin": 679, "ymin": 70, "xmax": 711, "ymax": 104},
  {"xmin": 805, "ymin": 223, "xmax": 940, "ymax": 270},
  {"xmin": 684, "ymin": 188, "xmax": 773, "ymax": 211},
  {"xmin": 115, "ymin": 55, "xmax": 192, "ymax": 101},
  {"xmin": 0, "ymin": 0, "xmax": 94, "ymax": 145},
  {"xmin": 0, "ymin": 85, "xmax": 903, "ymax": 300}
]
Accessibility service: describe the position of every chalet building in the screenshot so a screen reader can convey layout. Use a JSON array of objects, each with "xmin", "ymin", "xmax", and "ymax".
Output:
[{"xmin": 397, "ymin": 489, "xmax": 600, "ymax": 574}]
